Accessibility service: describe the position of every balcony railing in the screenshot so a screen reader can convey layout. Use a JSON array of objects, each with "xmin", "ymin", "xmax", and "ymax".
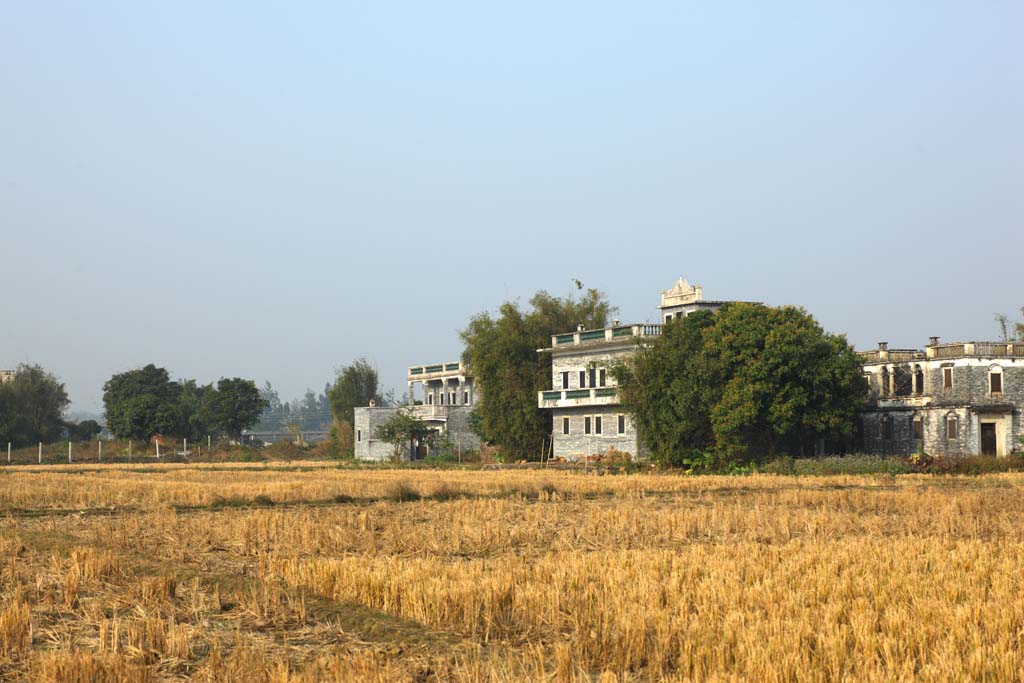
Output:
[
  {"xmin": 927, "ymin": 343, "xmax": 1024, "ymax": 359},
  {"xmin": 408, "ymin": 361, "xmax": 467, "ymax": 380},
  {"xmin": 537, "ymin": 387, "xmax": 619, "ymax": 407},
  {"xmin": 550, "ymin": 324, "xmax": 662, "ymax": 348}
]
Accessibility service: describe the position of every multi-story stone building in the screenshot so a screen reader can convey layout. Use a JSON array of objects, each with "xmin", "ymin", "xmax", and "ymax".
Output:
[
  {"xmin": 538, "ymin": 277, "xmax": 739, "ymax": 460},
  {"xmin": 353, "ymin": 361, "xmax": 481, "ymax": 461},
  {"xmin": 859, "ymin": 340, "xmax": 1024, "ymax": 457},
  {"xmin": 0, "ymin": 370, "xmax": 14, "ymax": 384}
]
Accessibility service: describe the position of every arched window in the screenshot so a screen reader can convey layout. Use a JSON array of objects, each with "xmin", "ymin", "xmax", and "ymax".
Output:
[
  {"xmin": 946, "ymin": 414, "xmax": 958, "ymax": 440},
  {"xmin": 990, "ymin": 365, "xmax": 1003, "ymax": 396},
  {"xmin": 914, "ymin": 365, "xmax": 924, "ymax": 395}
]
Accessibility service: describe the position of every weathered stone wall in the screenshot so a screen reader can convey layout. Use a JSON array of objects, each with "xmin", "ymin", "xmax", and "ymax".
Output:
[
  {"xmin": 353, "ymin": 407, "xmax": 402, "ymax": 461},
  {"xmin": 444, "ymin": 406, "xmax": 482, "ymax": 453},
  {"xmin": 550, "ymin": 406, "xmax": 638, "ymax": 460}
]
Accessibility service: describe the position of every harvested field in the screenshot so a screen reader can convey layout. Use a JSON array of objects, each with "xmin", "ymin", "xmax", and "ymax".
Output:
[{"xmin": 0, "ymin": 462, "xmax": 1022, "ymax": 681}]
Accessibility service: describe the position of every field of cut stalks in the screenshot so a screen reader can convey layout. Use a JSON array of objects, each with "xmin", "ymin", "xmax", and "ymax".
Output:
[{"xmin": 1, "ymin": 462, "xmax": 1022, "ymax": 681}]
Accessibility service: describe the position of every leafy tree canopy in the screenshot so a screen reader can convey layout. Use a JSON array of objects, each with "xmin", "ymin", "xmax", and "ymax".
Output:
[
  {"xmin": 103, "ymin": 365, "xmax": 266, "ymax": 442},
  {"xmin": 0, "ymin": 364, "xmax": 70, "ymax": 447},
  {"xmin": 615, "ymin": 303, "xmax": 867, "ymax": 467},
  {"xmin": 203, "ymin": 378, "xmax": 268, "ymax": 439},
  {"xmin": 328, "ymin": 358, "xmax": 387, "ymax": 427},
  {"xmin": 461, "ymin": 288, "xmax": 614, "ymax": 460}
]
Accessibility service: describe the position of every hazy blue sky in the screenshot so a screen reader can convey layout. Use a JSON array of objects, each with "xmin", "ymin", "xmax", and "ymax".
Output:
[{"xmin": 2, "ymin": 2, "xmax": 1021, "ymax": 413}]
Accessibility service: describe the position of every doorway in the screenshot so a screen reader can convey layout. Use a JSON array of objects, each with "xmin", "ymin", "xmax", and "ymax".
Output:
[{"xmin": 980, "ymin": 423, "xmax": 997, "ymax": 456}]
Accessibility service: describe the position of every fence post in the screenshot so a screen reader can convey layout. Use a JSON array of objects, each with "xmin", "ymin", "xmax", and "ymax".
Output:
[
  {"xmin": 208, "ymin": 435, "xmax": 211, "ymax": 453},
  {"xmin": 129, "ymin": 440, "xmax": 133, "ymax": 462},
  {"xmin": 98, "ymin": 440, "xmax": 102, "ymax": 462},
  {"xmin": 156, "ymin": 440, "xmax": 160, "ymax": 459},
  {"xmin": 68, "ymin": 441, "xmax": 72, "ymax": 463},
  {"xmin": 38, "ymin": 442, "xmax": 42, "ymax": 464},
  {"xmin": 184, "ymin": 438, "xmax": 188, "ymax": 457},
  {"xmin": 6, "ymin": 442, "xmax": 10, "ymax": 464}
]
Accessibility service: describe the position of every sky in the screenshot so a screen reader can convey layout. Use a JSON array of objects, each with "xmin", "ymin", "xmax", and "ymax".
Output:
[{"xmin": 1, "ymin": 2, "xmax": 1022, "ymax": 414}]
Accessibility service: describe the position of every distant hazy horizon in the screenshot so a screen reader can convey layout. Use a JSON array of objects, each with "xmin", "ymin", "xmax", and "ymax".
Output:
[{"xmin": 2, "ymin": 2, "xmax": 1021, "ymax": 413}]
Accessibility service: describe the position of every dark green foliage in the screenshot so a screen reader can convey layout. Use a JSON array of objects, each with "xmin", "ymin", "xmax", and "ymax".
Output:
[
  {"xmin": 328, "ymin": 358, "xmax": 386, "ymax": 427},
  {"xmin": 615, "ymin": 303, "xmax": 867, "ymax": 466},
  {"xmin": 461, "ymin": 289, "xmax": 614, "ymax": 460},
  {"xmin": 104, "ymin": 365, "xmax": 266, "ymax": 441},
  {"xmin": 66, "ymin": 419, "xmax": 102, "ymax": 441},
  {"xmin": 0, "ymin": 364, "xmax": 70, "ymax": 447},
  {"xmin": 203, "ymin": 378, "xmax": 268, "ymax": 440},
  {"xmin": 103, "ymin": 365, "xmax": 181, "ymax": 441}
]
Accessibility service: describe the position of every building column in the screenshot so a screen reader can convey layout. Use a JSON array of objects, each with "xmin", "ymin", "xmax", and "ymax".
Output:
[
  {"xmin": 408, "ymin": 382, "xmax": 415, "ymax": 406},
  {"xmin": 888, "ymin": 366, "xmax": 895, "ymax": 396}
]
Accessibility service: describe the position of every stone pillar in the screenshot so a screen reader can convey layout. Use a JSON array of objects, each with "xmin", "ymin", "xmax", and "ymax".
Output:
[
  {"xmin": 408, "ymin": 382, "xmax": 415, "ymax": 406},
  {"xmin": 888, "ymin": 366, "xmax": 895, "ymax": 396}
]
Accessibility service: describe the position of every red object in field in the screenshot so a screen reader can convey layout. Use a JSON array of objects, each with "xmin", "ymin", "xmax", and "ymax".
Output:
[{"xmin": 151, "ymin": 434, "xmax": 164, "ymax": 446}]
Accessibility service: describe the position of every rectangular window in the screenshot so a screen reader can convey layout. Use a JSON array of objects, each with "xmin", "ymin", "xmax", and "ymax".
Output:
[
  {"xmin": 595, "ymin": 416, "xmax": 602, "ymax": 434},
  {"xmin": 579, "ymin": 370, "xmax": 586, "ymax": 388},
  {"xmin": 584, "ymin": 416, "xmax": 591, "ymax": 435},
  {"xmin": 913, "ymin": 418, "xmax": 923, "ymax": 440},
  {"xmin": 588, "ymin": 368, "xmax": 597, "ymax": 389},
  {"xmin": 428, "ymin": 394, "xmax": 433, "ymax": 405},
  {"xmin": 599, "ymin": 369, "xmax": 606, "ymax": 387},
  {"xmin": 882, "ymin": 418, "xmax": 892, "ymax": 440},
  {"xmin": 561, "ymin": 371, "xmax": 569, "ymax": 389},
  {"xmin": 357, "ymin": 430, "xmax": 361, "ymax": 442},
  {"xmin": 991, "ymin": 372, "xmax": 1002, "ymax": 395},
  {"xmin": 947, "ymin": 417, "xmax": 957, "ymax": 440},
  {"xmin": 562, "ymin": 417, "xmax": 569, "ymax": 435},
  {"xmin": 618, "ymin": 414, "xmax": 625, "ymax": 434},
  {"xmin": 943, "ymin": 367, "xmax": 953, "ymax": 389},
  {"xmin": 464, "ymin": 391, "xmax": 469, "ymax": 404},
  {"xmin": 451, "ymin": 392, "xmax": 456, "ymax": 405}
]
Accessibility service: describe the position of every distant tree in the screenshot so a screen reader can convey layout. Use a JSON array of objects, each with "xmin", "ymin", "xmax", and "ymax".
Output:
[
  {"xmin": 461, "ymin": 288, "xmax": 614, "ymax": 460},
  {"xmin": 203, "ymin": 378, "xmax": 268, "ymax": 440},
  {"xmin": 103, "ymin": 365, "xmax": 182, "ymax": 441},
  {"xmin": 615, "ymin": 303, "xmax": 867, "ymax": 466},
  {"xmin": 995, "ymin": 308, "xmax": 1024, "ymax": 342},
  {"xmin": 0, "ymin": 364, "xmax": 70, "ymax": 447},
  {"xmin": 67, "ymin": 419, "xmax": 102, "ymax": 441},
  {"xmin": 328, "ymin": 358, "xmax": 386, "ymax": 427},
  {"xmin": 374, "ymin": 408, "xmax": 430, "ymax": 462}
]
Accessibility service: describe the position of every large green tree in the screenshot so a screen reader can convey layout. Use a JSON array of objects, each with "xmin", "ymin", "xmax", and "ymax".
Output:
[
  {"xmin": 203, "ymin": 378, "xmax": 268, "ymax": 440},
  {"xmin": 615, "ymin": 303, "xmax": 867, "ymax": 466},
  {"xmin": 0, "ymin": 364, "xmax": 70, "ymax": 447},
  {"xmin": 328, "ymin": 358, "xmax": 386, "ymax": 426},
  {"xmin": 461, "ymin": 288, "xmax": 614, "ymax": 460},
  {"xmin": 103, "ymin": 364, "xmax": 182, "ymax": 441}
]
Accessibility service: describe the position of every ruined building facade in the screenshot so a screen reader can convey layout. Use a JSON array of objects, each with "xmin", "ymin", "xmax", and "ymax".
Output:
[{"xmin": 858, "ymin": 341, "xmax": 1024, "ymax": 457}]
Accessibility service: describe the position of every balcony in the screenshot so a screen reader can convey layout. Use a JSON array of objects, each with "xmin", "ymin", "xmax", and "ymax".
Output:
[
  {"xmin": 927, "ymin": 343, "xmax": 1024, "ymax": 360},
  {"xmin": 410, "ymin": 405, "xmax": 448, "ymax": 420},
  {"xmin": 408, "ymin": 361, "xmax": 466, "ymax": 381},
  {"xmin": 538, "ymin": 387, "xmax": 620, "ymax": 408},
  {"xmin": 549, "ymin": 324, "xmax": 662, "ymax": 349}
]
